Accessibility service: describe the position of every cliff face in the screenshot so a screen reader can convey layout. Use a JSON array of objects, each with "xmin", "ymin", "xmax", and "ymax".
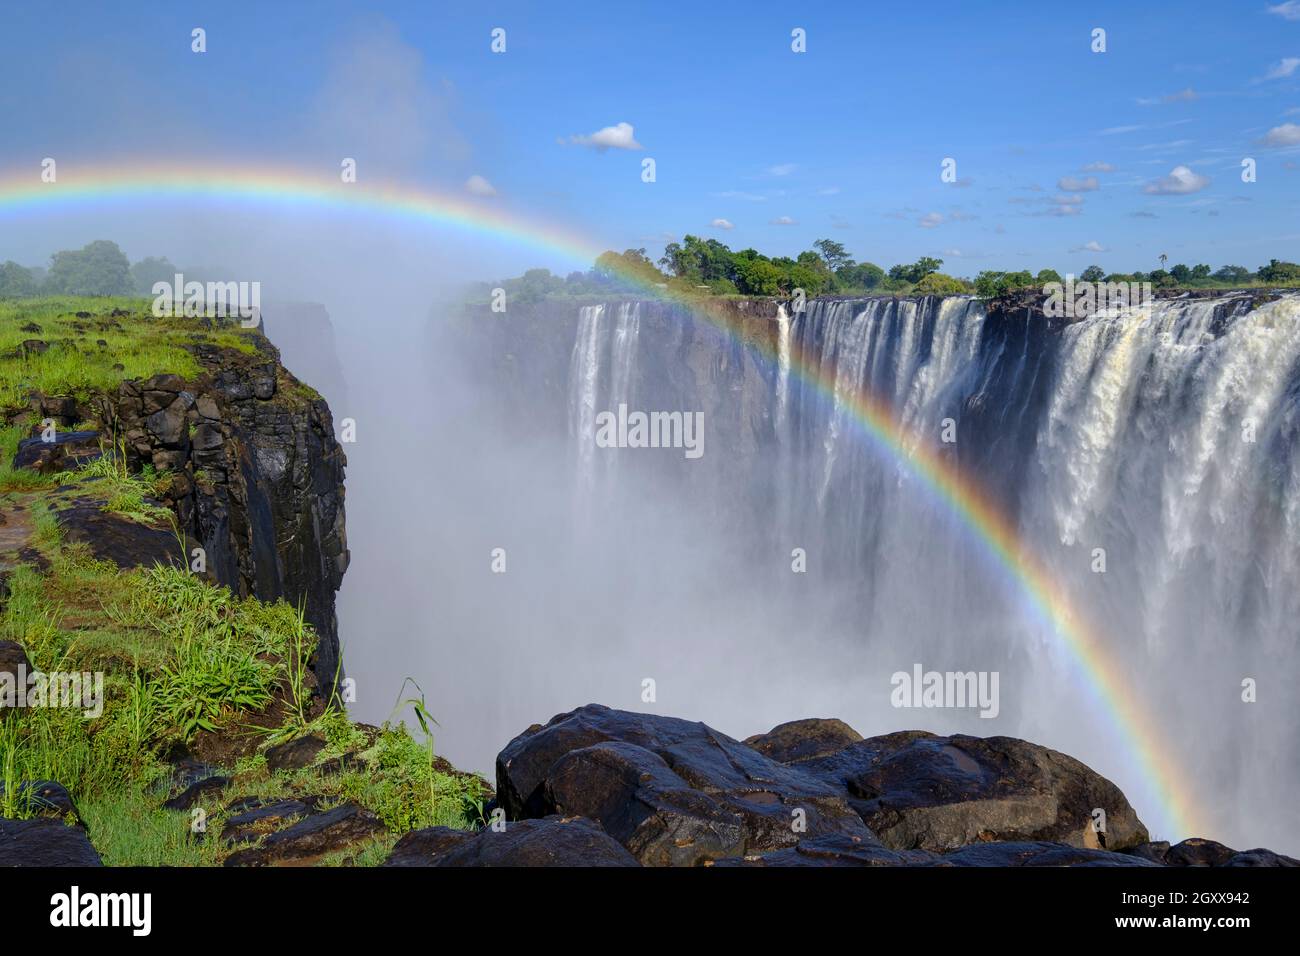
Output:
[{"xmin": 97, "ymin": 335, "xmax": 349, "ymax": 687}]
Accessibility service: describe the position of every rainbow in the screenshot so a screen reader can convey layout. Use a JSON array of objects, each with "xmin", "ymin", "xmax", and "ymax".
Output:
[{"xmin": 0, "ymin": 162, "xmax": 1205, "ymax": 839}]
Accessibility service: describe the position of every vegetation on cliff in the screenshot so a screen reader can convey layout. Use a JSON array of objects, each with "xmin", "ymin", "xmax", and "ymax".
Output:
[{"xmin": 0, "ymin": 296, "xmax": 483, "ymax": 866}]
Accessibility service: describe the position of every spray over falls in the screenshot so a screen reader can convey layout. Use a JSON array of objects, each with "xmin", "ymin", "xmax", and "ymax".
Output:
[{"xmin": 548, "ymin": 292, "xmax": 1300, "ymax": 850}]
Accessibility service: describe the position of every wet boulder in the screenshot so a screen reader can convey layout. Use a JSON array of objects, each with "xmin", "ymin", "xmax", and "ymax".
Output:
[
  {"xmin": 497, "ymin": 704, "xmax": 875, "ymax": 862},
  {"xmin": 0, "ymin": 817, "xmax": 102, "ymax": 866},
  {"xmin": 798, "ymin": 730, "xmax": 1149, "ymax": 852},
  {"xmin": 744, "ymin": 717, "xmax": 863, "ymax": 764},
  {"xmin": 388, "ymin": 816, "xmax": 640, "ymax": 867},
  {"xmin": 936, "ymin": 840, "xmax": 1161, "ymax": 867},
  {"xmin": 223, "ymin": 803, "xmax": 383, "ymax": 867},
  {"xmin": 543, "ymin": 741, "xmax": 746, "ymax": 865}
]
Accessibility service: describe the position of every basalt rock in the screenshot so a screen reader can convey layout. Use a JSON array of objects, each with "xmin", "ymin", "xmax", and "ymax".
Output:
[
  {"xmin": 386, "ymin": 815, "xmax": 640, "ymax": 867},
  {"xmin": 0, "ymin": 817, "xmax": 102, "ymax": 867},
  {"xmin": 744, "ymin": 717, "xmax": 863, "ymax": 764},
  {"xmin": 795, "ymin": 729, "xmax": 1148, "ymax": 852},
  {"xmin": 96, "ymin": 333, "xmax": 349, "ymax": 688},
  {"xmin": 222, "ymin": 803, "xmax": 383, "ymax": 867},
  {"xmin": 935, "ymin": 840, "xmax": 1161, "ymax": 867},
  {"xmin": 497, "ymin": 704, "xmax": 879, "ymax": 864},
  {"xmin": 13, "ymin": 430, "xmax": 102, "ymax": 474},
  {"xmin": 54, "ymin": 499, "xmax": 184, "ymax": 571}
]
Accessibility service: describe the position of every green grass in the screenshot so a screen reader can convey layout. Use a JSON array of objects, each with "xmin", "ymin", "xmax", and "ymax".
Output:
[{"xmin": 0, "ymin": 295, "xmax": 260, "ymax": 413}]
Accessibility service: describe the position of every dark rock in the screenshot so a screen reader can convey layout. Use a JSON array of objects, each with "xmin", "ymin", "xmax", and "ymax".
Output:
[
  {"xmin": 744, "ymin": 717, "xmax": 863, "ymax": 764},
  {"xmin": 712, "ymin": 833, "xmax": 932, "ymax": 867},
  {"xmin": 13, "ymin": 430, "xmax": 101, "ymax": 474},
  {"xmin": 0, "ymin": 817, "xmax": 102, "ymax": 866},
  {"xmin": 798, "ymin": 730, "xmax": 1148, "ymax": 852},
  {"xmin": 264, "ymin": 734, "xmax": 325, "ymax": 772},
  {"xmin": 396, "ymin": 816, "xmax": 641, "ymax": 867},
  {"xmin": 1220, "ymin": 848, "xmax": 1300, "ymax": 867},
  {"xmin": 1127, "ymin": 841, "xmax": 1171, "ymax": 864},
  {"xmin": 222, "ymin": 799, "xmax": 312, "ymax": 845},
  {"xmin": 382, "ymin": 826, "xmax": 476, "ymax": 866},
  {"xmin": 497, "ymin": 705, "xmax": 875, "ymax": 860},
  {"xmin": 223, "ymin": 803, "xmax": 382, "ymax": 866},
  {"xmin": 1164, "ymin": 838, "xmax": 1239, "ymax": 867},
  {"xmin": 102, "ymin": 335, "xmax": 349, "ymax": 688},
  {"xmin": 544, "ymin": 741, "xmax": 746, "ymax": 865},
  {"xmin": 55, "ymin": 501, "xmax": 184, "ymax": 571},
  {"xmin": 0, "ymin": 780, "xmax": 84, "ymax": 826},
  {"xmin": 163, "ymin": 775, "xmax": 230, "ymax": 811},
  {"xmin": 19, "ymin": 322, "xmax": 41, "ymax": 333},
  {"xmin": 20, "ymin": 339, "xmax": 48, "ymax": 356},
  {"xmin": 0, "ymin": 641, "xmax": 30, "ymax": 720},
  {"xmin": 318, "ymin": 753, "xmax": 367, "ymax": 776},
  {"xmin": 937, "ymin": 840, "xmax": 1162, "ymax": 867}
]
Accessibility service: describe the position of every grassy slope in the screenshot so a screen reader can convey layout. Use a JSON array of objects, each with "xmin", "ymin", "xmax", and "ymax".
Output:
[{"xmin": 0, "ymin": 297, "xmax": 480, "ymax": 865}]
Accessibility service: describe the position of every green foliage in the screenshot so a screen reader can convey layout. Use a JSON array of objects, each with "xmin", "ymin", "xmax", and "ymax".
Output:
[
  {"xmin": 1257, "ymin": 258, "xmax": 1300, "ymax": 282},
  {"xmin": 889, "ymin": 257, "xmax": 944, "ymax": 285},
  {"xmin": 129, "ymin": 256, "xmax": 178, "ymax": 296},
  {"xmin": 914, "ymin": 272, "xmax": 969, "ymax": 295},
  {"xmin": 44, "ymin": 241, "xmax": 134, "ymax": 297},
  {"xmin": 0, "ymin": 261, "xmax": 39, "ymax": 299},
  {"xmin": 973, "ymin": 270, "xmax": 1036, "ymax": 298},
  {"xmin": 1080, "ymin": 265, "xmax": 1106, "ymax": 283},
  {"xmin": 0, "ymin": 296, "xmax": 259, "ymax": 413}
]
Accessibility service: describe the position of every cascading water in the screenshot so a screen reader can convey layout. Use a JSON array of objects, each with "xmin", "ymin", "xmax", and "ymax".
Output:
[{"xmin": 563, "ymin": 291, "xmax": 1300, "ymax": 851}]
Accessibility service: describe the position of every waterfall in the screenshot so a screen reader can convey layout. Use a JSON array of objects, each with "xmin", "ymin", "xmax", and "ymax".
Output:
[
  {"xmin": 559, "ymin": 292, "xmax": 1300, "ymax": 850},
  {"xmin": 568, "ymin": 303, "xmax": 604, "ymax": 494},
  {"xmin": 775, "ymin": 303, "xmax": 791, "ymax": 429}
]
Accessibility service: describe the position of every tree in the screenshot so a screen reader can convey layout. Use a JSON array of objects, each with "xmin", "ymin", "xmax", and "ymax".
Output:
[
  {"xmin": 914, "ymin": 272, "xmax": 968, "ymax": 295},
  {"xmin": 1212, "ymin": 265, "xmax": 1250, "ymax": 283},
  {"xmin": 812, "ymin": 238, "xmax": 852, "ymax": 272},
  {"xmin": 733, "ymin": 256, "xmax": 784, "ymax": 296},
  {"xmin": 0, "ymin": 261, "xmax": 38, "ymax": 298},
  {"xmin": 1036, "ymin": 268, "xmax": 1063, "ymax": 285},
  {"xmin": 837, "ymin": 261, "xmax": 885, "ymax": 290},
  {"xmin": 1169, "ymin": 263, "xmax": 1192, "ymax": 283},
  {"xmin": 1257, "ymin": 259, "xmax": 1300, "ymax": 282},
  {"xmin": 1080, "ymin": 265, "xmax": 1106, "ymax": 283},
  {"xmin": 131, "ymin": 256, "xmax": 178, "ymax": 295},
  {"xmin": 44, "ymin": 240, "xmax": 133, "ymax": 296},
  {"xmin": 889, "ymin": 257, "xmax": 943, "ymax": 284}
]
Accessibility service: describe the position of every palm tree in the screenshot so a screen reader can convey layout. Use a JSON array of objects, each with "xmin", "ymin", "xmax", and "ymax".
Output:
[{"xmin": 1158, "ymin": 253, "xmax": 1168, "ymax": 269}]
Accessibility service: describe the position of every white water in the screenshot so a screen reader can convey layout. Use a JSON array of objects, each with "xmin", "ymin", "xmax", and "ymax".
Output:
[{"xmin": 562, "ymin": 292, "xmax": 1300, "ymax": 851}]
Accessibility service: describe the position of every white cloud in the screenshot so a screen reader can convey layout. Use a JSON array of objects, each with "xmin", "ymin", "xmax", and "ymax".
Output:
[
  {"xmin": 817, "ymin": 186, "xmax": 841, "ymax": 195},
  {"xmin": 1264, "ymin": 57, "xmax": 1300, "ymax": 81},
  {"xmin": 1268, "ymin": 2, "xmax": 1300, "ymax": 21},
  {"xmin": 1057, "ymin": 175, "xmax": 1100, "ymax": 191},
  {"xmin": 464, "ymin": 174, "xmax": 497, "ymax": 196},
  {"xmin": 1100, "ymin": 125, "xmax": 1143, "ymax": 135},
  {"xmin": 1070, "ymin": 240, "xmax": 1107, "ymax": 253},
  {"xmin": 766, "ymin": 163, "xmax": 797, "ymax": 176},
  {"xmin": 1143, "ymin": 165, "xmax": 1211, "ymax": 195},
  {"xmin": 567, "ymin": 121, "xmax": 643, "ymax": 151},
  {"xmin": 710, "ymin": 218, "xmax": 734, "ymax": 230},
  {"xmin": 769, "ymin": 216, "xmax": 797, "ymax": 225},
  {"xmin": 1082, "ymin": 161, "xmax": 1116, "ymax": 172},
  {"xmin": 919, "ymin": 212, "xmax": 944, "ymax": 228},
  {"xmin": 1261, "ymin": 122, "xmax": 1300, "ymax": 146}
]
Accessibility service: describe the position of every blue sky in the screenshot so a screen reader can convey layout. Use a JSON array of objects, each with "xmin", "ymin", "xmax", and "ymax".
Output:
[{"xmin": 2, "ymin": 0, "xmax": 1299, "ymax": 277}]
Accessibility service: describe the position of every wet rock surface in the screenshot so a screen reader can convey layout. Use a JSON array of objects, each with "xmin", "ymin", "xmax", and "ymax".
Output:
[
  {"xmin": 794, "ymin": 729, "xmax": 1149, "ymax": 851},
  {"xmin": 0, "ymin": 817, "xmax": 102, "ymax": 867},
  {"xmin": 386, "ymin": 816, "xmax": 640, "ymax": 867}
]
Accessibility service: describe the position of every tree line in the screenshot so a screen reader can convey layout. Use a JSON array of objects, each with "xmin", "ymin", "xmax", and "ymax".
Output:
[{"xmin": 0, "ymin": 240, "xmax": 227, "ymax": 299}]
